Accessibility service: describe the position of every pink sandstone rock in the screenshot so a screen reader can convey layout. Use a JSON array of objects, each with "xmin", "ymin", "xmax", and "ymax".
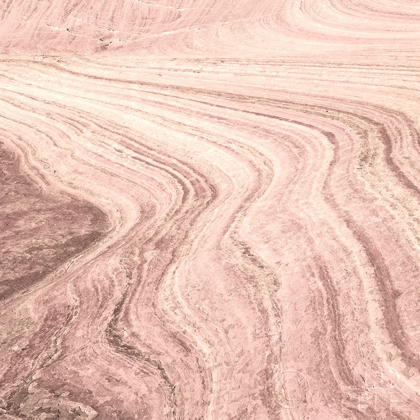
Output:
[{"xmin": 1, "ymin": 1, "xmax": 420, "ymax": 419}]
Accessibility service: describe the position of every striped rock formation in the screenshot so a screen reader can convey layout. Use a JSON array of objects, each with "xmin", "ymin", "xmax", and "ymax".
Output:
[{"xmin": 1, "ymin": 0, "xmax": 420, "ymax": 419}]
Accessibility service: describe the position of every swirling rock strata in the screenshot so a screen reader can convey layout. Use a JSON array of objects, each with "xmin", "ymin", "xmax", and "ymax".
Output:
[{"xmin": 1, "ymin": 1, "xmax": 420, "ymax": 419}]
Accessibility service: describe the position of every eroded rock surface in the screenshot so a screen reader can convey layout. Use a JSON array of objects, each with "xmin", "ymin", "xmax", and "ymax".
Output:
[{"xmin": 1, "ymin": 0, "xmax": 420, "ymax": 419}]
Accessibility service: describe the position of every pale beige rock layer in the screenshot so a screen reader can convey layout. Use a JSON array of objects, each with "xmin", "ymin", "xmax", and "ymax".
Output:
[{"xmin": 1, "ymin": 1, "xmax": 420, "ymax": 419}]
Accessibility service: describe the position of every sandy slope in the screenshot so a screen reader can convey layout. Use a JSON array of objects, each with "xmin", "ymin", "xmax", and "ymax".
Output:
[{"xmin": 1, "ymin": 0, "xmax": 420, "ymax": 419}]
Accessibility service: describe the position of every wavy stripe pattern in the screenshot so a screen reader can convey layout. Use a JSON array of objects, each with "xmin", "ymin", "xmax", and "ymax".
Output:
[{"xmin": 1, "ymin": 1, "xmax": 420, "ymax": 419}]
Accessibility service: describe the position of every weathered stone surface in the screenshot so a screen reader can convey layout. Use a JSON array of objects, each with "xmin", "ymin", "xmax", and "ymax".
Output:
[{"xmin": 1, "ymin": 1, "xmax": 420, "ymax": 419}]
